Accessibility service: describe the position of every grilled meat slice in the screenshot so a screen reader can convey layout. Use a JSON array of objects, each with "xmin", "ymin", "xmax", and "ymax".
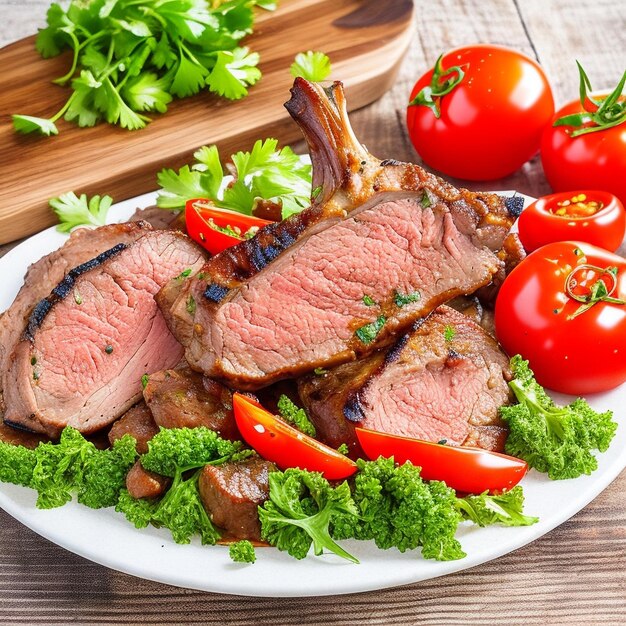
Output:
[
  {"xmin": 198, "ymin": 457, "xmax": 276, "ymax": 541},
  {"xmin": 108, "ymin": 402, "xmax": 159, "ymax": 454},
  {"xmin": 3, "ymin": 231, "xmax": 207, "ymax": 438},
  {"xmin": 298, "ymin": 305, "xmax": 511, "ymax": 457},
  {"xmin": 160, "ymin": 79, "xmax": 519, "ymax": 389},
  {"xmin": 143, "ymin": 367, "xmax": 238, "ymax": 440},
  {"xmin": 0, "ymin": 222, "xmax": 151, "ymax": 408}
]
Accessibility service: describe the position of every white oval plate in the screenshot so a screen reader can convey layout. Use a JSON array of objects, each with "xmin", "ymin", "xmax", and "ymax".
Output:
[{"xmin": 0, "ymin": 192, "xmax": 624, "ymax": 597}]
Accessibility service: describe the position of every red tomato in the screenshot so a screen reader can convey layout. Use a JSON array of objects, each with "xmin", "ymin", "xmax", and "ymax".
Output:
[
  {"xmin": 541, "ymin": 96, "xmax": 626, "ymax": 207},
  {"xmin": 232, "ymin": 393, "xmax": 357, "ymax": 480},
  {"xmin": 495, "ymin": 241, "xmax": 626, "ymax": 394},
  {"xmin": 517, "ymin": 190, "xmax": 625, "ymax": 252},
  {"xmin": 406, "ymin": 45, "xmax": 554, "ymax": 180},
  {"xmin": 185, "ymin": 200, "xmax": 272, "ymax": 255},
  {"xmin": 355, "ymin": 428, "xmax": 527, "ymax": 494}
]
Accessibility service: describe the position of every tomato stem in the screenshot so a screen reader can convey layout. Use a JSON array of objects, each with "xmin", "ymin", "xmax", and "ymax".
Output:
[
  {"xmin": 408, "ymin": 53, "xmax": 465, "ymax": 118},
  {"xmin": 564, "ymin": 263, "xmax": 626, "ymax": 319},
  {"xmin": 554, "ymin": 61, "xmax": 626, "ymax": 136}
]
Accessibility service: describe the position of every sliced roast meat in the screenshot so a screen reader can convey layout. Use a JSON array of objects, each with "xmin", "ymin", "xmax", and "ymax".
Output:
[
  {"xmin": 298, "ymin": 305, "xmax": 511, "ymax": 456},
  {"xmin": 0, "ymin": 222, "xmax": 151, "ymax": 404},
  {"xmin": 198, "ymin": 457, "xmax": 276, "ymax": 541},
  {"xmin": 160, "ymin": 79, "xmax": 519, "ymax": 389},
  {"xmin": 3, "ymin": 230, "xmax": 207, "ymax": 438},
  {"xmin": 108, "ymin": 402, "xmax": 159, "ymax": 454},
  {"xmin": 143, "ymin": 368, "xmax": 238, "ymax": 440}
]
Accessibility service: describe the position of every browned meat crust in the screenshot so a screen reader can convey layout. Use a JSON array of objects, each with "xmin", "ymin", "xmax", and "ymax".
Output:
[
  {"xmin": 298, "ymin": 305, "xmax": 510, "ymax": 456},
  {"xmin": 143, "ymin": 368, "xmax": 238, "ymax": 440},
  {"xmin": 198, "ymin": 458, "xmax": 276, "ymax": 541}
]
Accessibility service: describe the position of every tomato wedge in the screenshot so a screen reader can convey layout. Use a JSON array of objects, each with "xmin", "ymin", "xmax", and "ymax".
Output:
[
  {"xmin": 232, "ymin": 393, "xmax": 357, "ymax": 480},
  {"xmin": 355, "ymin": 428, "xmax": 527, "ymax": 494},
  {"xmin": 185, "ymin": 199, "xmax": 272, "ymax": 255},
  {"xmin": 517, "ymin": 190, "xmax": 625, "ymax": 252}
]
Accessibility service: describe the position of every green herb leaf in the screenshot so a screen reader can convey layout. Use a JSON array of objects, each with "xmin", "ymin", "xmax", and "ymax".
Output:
[
  {"xmin": 206, "ymin": 47, "xmax": 261, "ymax": 100},
  {"xmin": 157, "ymin": 139, "xmax": 313, "ymax": 219},
  {"xmin": 456, "ymin": 487, "xmax": 539, "ymax": 527},
  {"xmin": 12, "ymin": 114, "xmax": 59, "ymax": 136},
  {"xmin": 394, "ymin": 291, "xmax": 421, "ymax": 307},
  {"xmin": 229, "ymin": 540, "xmax": 256, "ymax": 563},
  {"xmin": 362, "ymin": 295, "xmax": 376, "ymax": 306},
  {"xmin": 290, "ymin": 51, "xmax": 331, "ymax": 82},
  {"xmin": 259, "ymin": 469, "xmax": 359, "ymax": 562},
  {"xmin": 355, "ymin": 316, "xmax": 386, "ymax": 344},
  {"xmin": 49, "ymin": 192, "xmax": 113, "ymax": 232},
  {"xmin": 277, "ymin": 395, "xmax": 316, "ymax": 438},
  {"xmin": 332, "ymin": 458, "xmax": 465, "ymax": 561},
  {"xmin": 500, "ymin": 356, "xmax": 617, "ymax": 479},
  {"xmin": 443, "ymin": 325, "xmax": 455, "ymax": 342},
  {"xmin": 186, "ymin": 294, "xmax": 196, "ymax": 315},
  {"xmin": 14, "ymin": 0, "xmax": 269, "ymax": 136}
]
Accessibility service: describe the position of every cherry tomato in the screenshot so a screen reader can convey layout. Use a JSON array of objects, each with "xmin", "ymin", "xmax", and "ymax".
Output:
[
  {"xmin": 495, "ymin": 241, "xmax": 626, "ymax": 394},
  {"xmin": 406, "ymin": 45, "xmax": 554, "ymax": 180},
  {"xmin": 185, "ymin": 200, "xmax": 272, "ymax": 255},
  {"xmin": 232, "ymin": 393, "xmax": 357, "ymax": 480},
  {"xmin": 541, "ymin": 96, "xmax": 626, "ymax": 207},
  {"xmin": 355, "ymin": 428, "xmax": 527, "ymax": 494},
  {"xmin": 517, "ymin": 190, "xmax": 626, "ymax": 252}
]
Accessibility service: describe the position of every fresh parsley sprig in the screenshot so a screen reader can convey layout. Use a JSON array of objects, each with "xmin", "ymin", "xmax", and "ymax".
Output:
[
  {"xmin": 290, "ymin": 51, "xmax": 331, "ymax": 82},
  {"xmin": 157, "ymin": 139, "xmax": 313, "ymax": 219},
  {"xmin": 49, "ymin": 192, "xmax": 114, "ymax": 232},
  {"xmin": 13, "ymin": 0, "xmax": 273, "ymax": 136}
]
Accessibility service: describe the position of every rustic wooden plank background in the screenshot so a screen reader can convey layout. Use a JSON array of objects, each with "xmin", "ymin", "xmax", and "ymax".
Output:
[{"xmin": 1, "ymin": 0, "xmax": 625, "ymax": 624}]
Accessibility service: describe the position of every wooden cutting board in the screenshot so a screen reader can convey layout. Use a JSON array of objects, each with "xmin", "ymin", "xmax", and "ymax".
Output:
[{"xmin": 0, "ymin": 0, "xmax": 414, "ymax": 244}]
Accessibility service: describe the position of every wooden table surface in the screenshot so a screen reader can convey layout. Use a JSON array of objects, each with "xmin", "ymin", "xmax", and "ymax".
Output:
[{"xmin": 1, "ymin": 1, "xmax": 625, "ymax": 624}]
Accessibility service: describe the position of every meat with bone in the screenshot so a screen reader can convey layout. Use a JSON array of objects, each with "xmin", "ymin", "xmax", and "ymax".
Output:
[
  {"xmin": 298, "ymin": 305, "xmax": 511, "ymax": 458},
  {"xmin": 198, "ymin": 457, "xmax": 276, "ymax": 541},
  {"xmin": 159, "ymin": 78, "xmax": 520, "ymax": 389},
  {"xmin": 143, "ymin": 367, "xmax": 238, "ymax": 440},
  {"xmin": 3, "ymin": 230, "xmax": 207, "ymax": 438}
]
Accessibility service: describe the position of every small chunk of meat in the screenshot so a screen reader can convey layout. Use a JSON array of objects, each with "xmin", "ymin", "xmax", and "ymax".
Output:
[
  {"xmin": 198, "ymin": 458, "xmax": 276, "ymax": 541},
  {"xmin": 108, "ymin": 402, "xmax": 159, "ymax": 454},
  {"xmin": 126, "ymin": 460, "xmax": 170, "ymax": 499},
  {"xmin": 143, "ymin": 368, "xmax": 238, "ymax": 440}
]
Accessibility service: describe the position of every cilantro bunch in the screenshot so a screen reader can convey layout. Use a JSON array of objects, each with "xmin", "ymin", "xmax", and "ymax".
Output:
[
  {"xmin": 13, "ymin": 0, "xmax": 273, "ymax": 136},
  {"xmin": 156, "ymin": 139, "xmax": 312, "ymax": 219}
]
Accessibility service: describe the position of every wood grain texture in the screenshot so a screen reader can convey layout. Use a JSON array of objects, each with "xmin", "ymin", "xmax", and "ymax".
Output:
[
  {"xmin": 1, "ymin": 0, "xmax": 625, "ymax": 624},
  {"xmin": 0, "ymin": 0, "xmax": 413, "ymax": 244}
]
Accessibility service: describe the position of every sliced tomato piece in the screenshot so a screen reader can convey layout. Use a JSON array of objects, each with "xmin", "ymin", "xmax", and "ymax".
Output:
[
  {"xmin": 232, "ymin": 393, "xmax": 357, "ymax": 480},
  {"xmin": 517, "ymin": 190, "xmax": 625, "ymax": 252},
  {"xmin": 355, "ymin": 428, "xmax": 527, "ymax": 494},
  {"xmin": 185, "ymin": 199, "xmax": 272, "ymax": 255}
]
